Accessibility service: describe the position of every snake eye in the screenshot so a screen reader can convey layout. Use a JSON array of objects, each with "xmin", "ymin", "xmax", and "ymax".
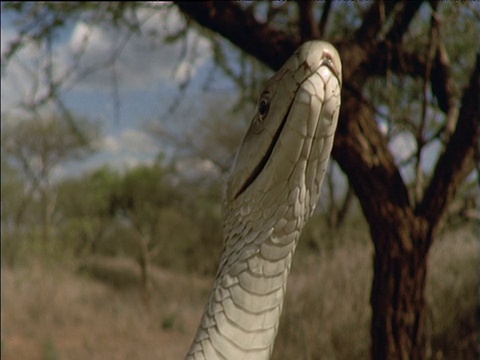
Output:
[{"xmin": 258, "ymin": 97, "xmax": 270, "ymax": 119}]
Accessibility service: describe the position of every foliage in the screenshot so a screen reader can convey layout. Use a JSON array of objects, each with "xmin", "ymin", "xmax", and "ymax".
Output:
[
  {"xmin": 2, "ymin": 227, "xmax": 476, "ymax": 359},
  {"xmin": 1, "ymin": 115, "xmax": 98, "ymax": 184},
  {"xmin": 2, "ymin": 2, "xmax": 479, "ymax": 359},
  {"xmin": 2, "ymin": 2, "xmax": 155, "ymax": 61},
  {"xmin": 53, "ymin": 160, "xmax": 224, "ymax": 275},
  {"xmin": 1, "ymin": 115, "xmax": 99, "ymax": 264},
  {"xmin": 151, "ymin": 3, "xmax": 480, "ymax": 358},
  {"xmin": 55, "ymin": 166, "xmax": 122, "ymax": 255}
]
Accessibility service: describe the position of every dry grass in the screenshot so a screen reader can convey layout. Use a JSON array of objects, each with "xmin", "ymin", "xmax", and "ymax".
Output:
[
  {"xmin": 273, "ymin": 239, "xmax": 373, "ymax": 360},
  {"xmin": 427, "ymin": 227, "xmax": 479, "ymax": 359},
  {"xmin": 273, "ymin": 226, "xmax": 478, "ymax": 360},
  {"xmin": 1, "ymin": 257, "xmax": 210, "ymax": 360},
  {"xmin": 1, "ymin": 227, "xmax": 477, "ymax": 359}
]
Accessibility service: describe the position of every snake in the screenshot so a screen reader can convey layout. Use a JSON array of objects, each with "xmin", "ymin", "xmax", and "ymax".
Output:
[{"xmin": 186, "ymin": 40, "xmax": 342, "ymax": 360}]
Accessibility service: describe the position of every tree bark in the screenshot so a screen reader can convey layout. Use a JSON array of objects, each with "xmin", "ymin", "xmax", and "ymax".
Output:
[
  {"xmin": 174, "ymin": 1, "xmax": 479, "ymax": 358},
  {"xmin": 370, "ymin": 212, "xmax": 430, "ymax": 359},
  {"xmin": 337, "ymin": 51, "xmax": 478, "ymax": 359}
]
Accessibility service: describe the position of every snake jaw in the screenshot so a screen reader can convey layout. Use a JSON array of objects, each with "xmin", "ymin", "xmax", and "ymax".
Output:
[
  {"xmin": 228, "ymin": 44, "xmax": 341, "ymax": 203},
  {"xmin": 233, "ymin": 99, "xmax": 294, "ymax": 200},
  {"xmin": 320, "ymin": 49, "xmax": 342, "ymax": 85},
  {"xmin": 188, "ymin": 40, "xmax": 342, "ymax": 359}
]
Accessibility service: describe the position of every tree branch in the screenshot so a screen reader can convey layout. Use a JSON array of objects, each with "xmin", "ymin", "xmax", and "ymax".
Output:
[
  {"xmin": 414, "ymin": 7, "xmax": 440, "ymax": 203},
  {"xmin": 383, "ymin": 0, "xmax": 425, "ymax": 45},
  {"xmin": 431, "ymin": 35, "xmax": 460, "ymax": 126},
  {"xmin": 175, "ymin": 1, "xmax": 413, "ymax": 219},
  {"xmin": 416, "ymin": 53, "xmax": 479, "ymax": 227},
  {"xmin": 333, "ymin": 85, "xmax": 412, "ymax": 225},
  {"xmin": 318, "ymin": 0, "xmax": 332, "ymax": 38},
  {"xmin": 175, "ymin": 0, "xmax": 476, "ymax": 237},
  {"xmin": 354, "ymin": 0, "xmax": 398, "ymax": 45},
  {"xmin": 174, "ymin": 1, "xmax": 299, "ymax": 71},
  {"xmin": 347, "ymin": 1, "xmax": 424, "ymax": 88},
  {"xmin": 297, "ymin": 0, "xmax": 320, "ymax": 41},
  {"xmin": 364, "ymin": 42, "xmax": 460, "ymax": 119}
]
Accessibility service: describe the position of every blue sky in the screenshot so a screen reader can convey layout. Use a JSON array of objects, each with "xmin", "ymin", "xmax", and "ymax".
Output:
[
  {"xmin": 1, "ymin": 4, "xmax": 432, "ymax": 186},
  {"xmin": 1, "ymin": 5, "xmax": 232, "ymax": 178}
]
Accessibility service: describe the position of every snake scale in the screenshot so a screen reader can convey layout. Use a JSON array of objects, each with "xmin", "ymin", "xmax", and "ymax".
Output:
[{"xmin": 186, "ymin": 41, "xmax": 342, "ymax": 360}]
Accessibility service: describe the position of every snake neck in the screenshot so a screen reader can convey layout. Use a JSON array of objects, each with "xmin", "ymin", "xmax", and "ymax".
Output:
[
  {"xmin": 186, "ymin": 186, "xmax": 306, "ymax": 360},
  {"xmin": 185, "ymin": 40, "xmax": 342, "ymax": 360}
]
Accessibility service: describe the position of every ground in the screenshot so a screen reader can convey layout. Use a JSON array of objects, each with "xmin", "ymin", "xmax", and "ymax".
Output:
[{"xmin": 1, "ymin": 227, "xmax": 477, "ymax": 359}]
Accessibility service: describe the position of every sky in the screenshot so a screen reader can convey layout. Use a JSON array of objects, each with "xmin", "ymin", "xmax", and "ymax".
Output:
[
  {"xmin": 1, "ymin": 5, "xmax": 230, "ymax": 179},
  {"xmin": 1, "ymin": 3, "xmax": 429, "ymax": 186}
]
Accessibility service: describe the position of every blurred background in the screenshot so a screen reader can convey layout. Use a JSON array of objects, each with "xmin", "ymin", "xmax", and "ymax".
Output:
[{"xmin": 1, "ymin": 2, "xmax": 478, "ymax": 359}]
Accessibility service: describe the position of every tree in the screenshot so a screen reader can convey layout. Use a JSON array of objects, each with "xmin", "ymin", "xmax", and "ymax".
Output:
[
  {"xmin": 111, "ymin": 163, "xmax": 176, "ymax": 303},
  {"xmin": 172, "ymin": 3, "xmax": 479, "ymax": 359},
  {"xmin": 2, "ymin": 2, "xmax": 478, "ymax": 358},
  {"xmin": 55, "ymin": 166, "xmax": 122, "ymax": 255},
  {"xmin": 1, "ymin": 115, "xmax": 98, "ymax": 243},
  {"xmin": 1, "ymin": 156, "xmax": 33, "ymax": 265}
]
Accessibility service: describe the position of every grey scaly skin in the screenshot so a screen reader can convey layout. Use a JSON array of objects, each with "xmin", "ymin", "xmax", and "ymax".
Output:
[{"xmin": 186, "ymin": 41, "xmax": 342, "ymax": 360}]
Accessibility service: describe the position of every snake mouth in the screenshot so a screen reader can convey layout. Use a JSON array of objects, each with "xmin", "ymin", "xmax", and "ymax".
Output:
[
  {"xmin": 321, "ymin": 56, "xmax": 341, "ymax": 86},
  {"xmin": 232, "ymin": 50, "xmax": 342, "ymax": 200},
  {"xmin": 234, "ymin": 100, "xmax": 294, "ymax": 200},
  {"xmin": 232, "ymin": 54, "xmax": 340, "ymax": 201}
]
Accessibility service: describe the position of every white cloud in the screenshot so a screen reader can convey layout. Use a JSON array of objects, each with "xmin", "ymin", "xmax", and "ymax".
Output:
[
  {"xmin": 389, "ymin": 131, "xmax": 416, "ymax": 162},
  {"xmin": 1, "ymin": 25, "xmax": 43, "ymax": 111},
  {"xmin": 176, "ymin": 157, "xmax": 221, "ymax": 179},
  {"xmin": 65, "ymin": 7, "xmax": 211, "ymax": 91},
  {"xmin": 1, "ymin": 5, "xmax": 213, "ymax": 113},
  {"xmin": 69, "ymin": 21, "xmax": 111, "ymax": 66},
  {"xmin": 119, "ymin": 128, "xmax": 159, "ymax": 155},
  {"xmin": 174, "ymin": 59, "xmax": 198, "ymax": 84},
  {"xmin": 54, "ymin": 127, "xmax": 161, "ymax": 179},
  {"xmin": 101, "ymin": 134, "xmax": 121, "ymax": 153},
  {"xmin": 99, "ymin": 128, "xmax": 159, "ymax": 156},
  {"xmin": 388, "ymin": 132, "xmax": 442, "ymax": 184}
]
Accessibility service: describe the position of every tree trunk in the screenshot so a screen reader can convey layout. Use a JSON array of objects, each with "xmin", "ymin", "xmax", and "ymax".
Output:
[
  {"xmin": 133, "ymin": 224, "xmax": 152, "ymax": 308},
  {"xmin": 370, "ymin": 215, "xmax": 431, "ymax": 360},
  {"xmin": 174, "ymin": 3, "xmax": 479, "ymax": 359}
]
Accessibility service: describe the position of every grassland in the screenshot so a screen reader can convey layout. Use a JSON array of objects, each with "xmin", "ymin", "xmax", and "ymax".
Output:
[{"xmin": 1, "ymin": 226, "xmax": 477, "ymax": 359}]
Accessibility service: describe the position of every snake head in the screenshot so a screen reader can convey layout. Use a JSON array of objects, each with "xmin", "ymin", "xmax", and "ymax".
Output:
[
  {"xmin": 188, "ymin": 42, "xmax": 342, "ymax": 359},
  {"xmin": 226, "ymin": 41, "xmax": 342, "ymax": 217}
]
